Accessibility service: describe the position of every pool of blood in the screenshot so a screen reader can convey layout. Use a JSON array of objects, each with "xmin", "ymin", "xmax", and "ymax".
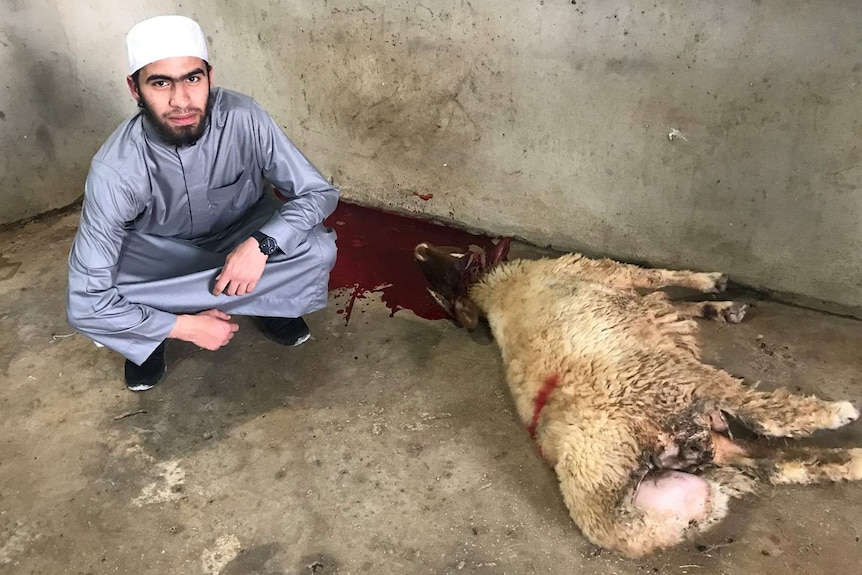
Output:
[{"xmin": 324, "ymin": 202, "xmax": 496, "ymax": 324}]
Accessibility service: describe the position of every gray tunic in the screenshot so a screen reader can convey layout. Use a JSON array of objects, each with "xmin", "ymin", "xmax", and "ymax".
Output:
[{"xmin": 67, "ymin": 88, "xmax": 339, "ymax": 365}]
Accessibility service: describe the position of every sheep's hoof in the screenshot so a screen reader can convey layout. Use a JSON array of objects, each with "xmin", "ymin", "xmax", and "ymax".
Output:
[
  {"xmin": 827, "ymin": 401, "xmax": 860, "ymax": 429},
  {"xmin": 705, "ymin": 273, "xmax": 729, "ymax": 293},
  {"xmin": 722, "ymin": 302, "xmax": 748, "ymax": 324}
]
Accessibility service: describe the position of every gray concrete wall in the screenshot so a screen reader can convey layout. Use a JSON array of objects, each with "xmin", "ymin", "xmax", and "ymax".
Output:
[{"xmin": 1, "ymin": 1, "xmax": 860, "ymax": 312}]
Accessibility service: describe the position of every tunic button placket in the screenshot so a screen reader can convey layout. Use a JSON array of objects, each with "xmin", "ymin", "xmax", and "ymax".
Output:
[{"xmin": 178, "ymin": 145, "xmax": 212, "ymax": 238}]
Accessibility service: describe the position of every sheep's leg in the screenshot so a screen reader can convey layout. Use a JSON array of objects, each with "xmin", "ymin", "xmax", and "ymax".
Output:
[
  {"xmin": 671, "ymin": 300, "xmax": 748, "ymax": 323},
  {"xmin": 552, "ymin": 428, "xmax": 728, "ymax": 558},
  {"xmin": 561, "ymin": 256, "xmax": 728, "ymax": 292},
  {"xmin": 557, "ymin": 457, "xmax": 731, "ymax": 557},
  {"xmin": 712, "ymin": 433, "xmax": 862, "ymax": 484},
  {"xmin": 720, "ymin": 387, "xmax": 857, "ymax": 438},
  {"xmin": 696, "ymin": 367, "xmax": 859, "ymax": 437},
  {"xmin": 760, "ymin": 447, "xmax": 862, "ymax": 484}
]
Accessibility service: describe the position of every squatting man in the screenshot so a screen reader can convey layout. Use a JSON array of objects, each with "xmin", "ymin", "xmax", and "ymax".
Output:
[{"xmin": 66, "ymin": 15, "xmax": 339, "ymax": 391}]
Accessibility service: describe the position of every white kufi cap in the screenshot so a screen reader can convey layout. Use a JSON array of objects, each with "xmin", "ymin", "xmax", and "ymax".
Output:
[{"xmin": 126, "ymin": 15, "xmax": 209, "ymax": 74}]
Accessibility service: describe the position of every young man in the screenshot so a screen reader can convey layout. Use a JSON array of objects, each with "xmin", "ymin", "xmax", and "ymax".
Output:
[{"xmin": 66, "ymin": 15, "xmax": 339, "ymax": 391}]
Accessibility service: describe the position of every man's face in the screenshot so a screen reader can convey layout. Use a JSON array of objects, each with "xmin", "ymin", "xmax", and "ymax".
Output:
[{"xmin": 127, "ymin": 56, "xmax": 213, "ymax": 147}]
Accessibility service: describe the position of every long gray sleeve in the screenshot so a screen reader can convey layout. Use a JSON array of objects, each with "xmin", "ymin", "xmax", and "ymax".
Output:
[
  {"xmin": 250, "ymin": 101, "xmax": 340, "ymax": 256},
  {"xmin": 67, "ymin": 161, "xmax": 178, "ymax": 362}
]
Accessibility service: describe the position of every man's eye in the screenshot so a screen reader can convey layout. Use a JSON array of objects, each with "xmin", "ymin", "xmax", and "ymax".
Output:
[
  {"xmin": 188, "ymin": 76, "xmax": 200, "ymax": 83},
  {"xmin": 152, "ymin": 80, "xmax": 169, "ymax": 88}
]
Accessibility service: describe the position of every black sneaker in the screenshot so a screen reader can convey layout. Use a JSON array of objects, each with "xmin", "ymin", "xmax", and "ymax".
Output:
[
  {"xmin": 259, "ymin": 317, "xmax": 312, "ymax": 346},
  {"xmin": 125, "ymin": 340, "xmax": 167, "ymax": 392}
]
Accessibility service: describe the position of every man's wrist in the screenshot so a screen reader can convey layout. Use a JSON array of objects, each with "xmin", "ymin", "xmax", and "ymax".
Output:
[{"xmin": 168, "ymin": 314, "xmax": 191, "ymax": 341}]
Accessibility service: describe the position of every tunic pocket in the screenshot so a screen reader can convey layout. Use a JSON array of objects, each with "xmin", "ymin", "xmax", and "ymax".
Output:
[{"xmin": 207, "ymin": 171, "xmax": 258, "ymax": 232}]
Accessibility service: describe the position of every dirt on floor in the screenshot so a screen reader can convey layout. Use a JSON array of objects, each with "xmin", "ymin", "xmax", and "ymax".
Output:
[{"xmin": 0, "ymin": 206, "xmax": 860, "ymax": 575}]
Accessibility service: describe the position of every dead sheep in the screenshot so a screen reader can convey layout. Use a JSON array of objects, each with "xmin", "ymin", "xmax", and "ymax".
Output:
[{"xmin": 414, "ymin": 239, "xmax": 861, "ymax": 558}]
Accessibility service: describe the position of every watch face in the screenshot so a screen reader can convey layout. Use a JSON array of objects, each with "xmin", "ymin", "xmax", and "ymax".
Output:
[{"xmin": 261, "ymin": 236, "xmax": 279, "ymax": 255}]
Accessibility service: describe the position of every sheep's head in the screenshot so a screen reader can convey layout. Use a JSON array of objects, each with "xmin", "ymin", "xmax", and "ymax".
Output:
[{"xmin": 414, "ymin": 238, "xmax": 511, "ymax": 328}]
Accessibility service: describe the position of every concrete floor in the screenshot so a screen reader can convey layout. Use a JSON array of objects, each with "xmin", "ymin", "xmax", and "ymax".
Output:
[{"xmin": 1, "ymin": 207, "xmax": 860, "ymax": 575}]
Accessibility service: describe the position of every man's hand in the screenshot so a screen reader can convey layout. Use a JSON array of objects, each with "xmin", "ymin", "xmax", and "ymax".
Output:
[
  {"xmin": 169, "ymin": 309, "xmax": 239, "ymax": 350},
  {"xmin": 213, "ymin": 237, "xmax": 268, "ymax": 296}
]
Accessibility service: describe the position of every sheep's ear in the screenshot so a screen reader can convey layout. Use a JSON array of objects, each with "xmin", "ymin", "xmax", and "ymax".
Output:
[
  {"xmin": 489, "ymin": 238, "xmax": 511, "ymax": 266},
  {"xmin": 453, "ymin": 297, "xmax": 480, "ymax": 329}
]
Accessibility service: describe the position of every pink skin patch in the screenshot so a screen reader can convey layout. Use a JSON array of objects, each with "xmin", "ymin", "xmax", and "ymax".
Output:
[{"xmin": 632, "ymin": 471, "xmax": 710, "ymax": 523}]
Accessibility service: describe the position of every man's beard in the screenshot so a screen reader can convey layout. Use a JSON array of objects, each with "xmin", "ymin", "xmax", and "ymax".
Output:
[{"xmin": 139, "ymin": 90, "xmax": 214, "ymax": 147}]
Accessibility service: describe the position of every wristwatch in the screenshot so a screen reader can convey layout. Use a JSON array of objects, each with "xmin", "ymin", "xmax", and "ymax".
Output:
[{"xmin": 251, "ymin": 231, "xmax": 280, "ymax": 256}]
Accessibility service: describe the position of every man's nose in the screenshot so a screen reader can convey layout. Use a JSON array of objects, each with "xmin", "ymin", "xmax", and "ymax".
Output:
[{"xmin": 170, "ymin": 83, "xmax": 191, "ymax": 108}]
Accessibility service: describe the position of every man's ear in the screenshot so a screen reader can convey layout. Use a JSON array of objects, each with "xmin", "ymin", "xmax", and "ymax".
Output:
[
  {"xmin": 207, "ymin": 65, "xmax": 215, "ymax": 87},
  {"xmin": 126, "ymin": 75, "xmax": 140, "ymax": 101}
]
